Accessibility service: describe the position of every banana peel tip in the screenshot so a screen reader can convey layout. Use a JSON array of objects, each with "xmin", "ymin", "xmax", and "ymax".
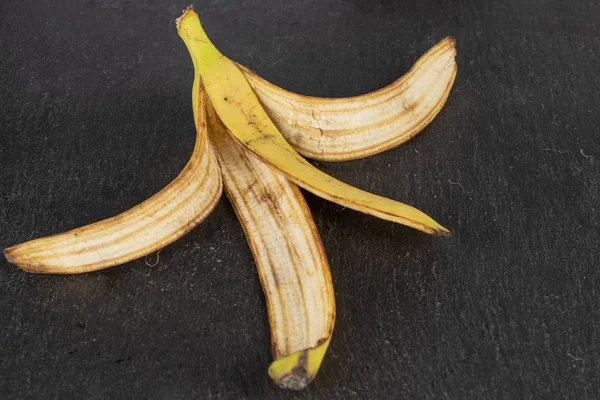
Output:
[
  {"xmin": 3, "ymin": 248, "xmax": 35, "ymax": 274},
  {"xmin": 435, "ymin": 226, "xmax": 452, "ymax": 238},
  {"xmin": 268, "ymin": 338, "xmax": 331, "ymax": 390},
  {"xmin": 3, "ymin": 247, "xmax": 14, "ymax": 264},
  {"xmin": 437, "ymin": 229, "xmax": 451, "ymax": 238}
]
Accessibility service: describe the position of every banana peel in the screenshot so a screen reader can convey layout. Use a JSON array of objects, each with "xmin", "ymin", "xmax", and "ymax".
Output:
[
  {"xmin": 239, "ymin": 37, "xmax": 457, "ymax": 161},
  {"xmin": 208, "ymin": 103, "xmax": 335, "ymax": 389},
  {"xmin": 3, "ymin": 5, "xmax": 457, "ymax": 390},
  {"xmin": 4, "ymin": 85, "xmax": 222, "ymax": 274}
]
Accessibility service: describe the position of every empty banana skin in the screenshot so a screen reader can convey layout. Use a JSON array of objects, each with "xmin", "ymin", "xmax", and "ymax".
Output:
[
  {"xmin": 3, "ymin": 87, "xmax": 222, "ymax": 274},
  {"xmin": 238, "ymin": 37, "xmax": 457, "ymax": 161},
  {"xmin": 2, "ymin": 5, "xmax": 456, "ymax": 391}
]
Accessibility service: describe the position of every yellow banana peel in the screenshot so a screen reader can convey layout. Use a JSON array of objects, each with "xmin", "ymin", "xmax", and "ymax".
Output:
[
  {"xmin": 4, "ymin": 5, "xmax": 457, "ymax": 390},
  {"xmin": 4, "ymin": 85, "xmax": 222, "ymax": 274},
  {"xmin": 239, "ymin": 37, "xmax": 457, "ymax": 161},
  {"xmin": 208, "ymin": 103, "xmax": 335, "ymax": 389}
]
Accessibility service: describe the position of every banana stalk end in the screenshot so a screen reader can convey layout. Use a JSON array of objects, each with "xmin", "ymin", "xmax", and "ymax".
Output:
[
  {"xmin": 268, "ymin": 338, "xmax": 331, "ymax": 390},
  {"xmin": 175, "ymin": 5, "xmax": 195, "ymax": 30}
]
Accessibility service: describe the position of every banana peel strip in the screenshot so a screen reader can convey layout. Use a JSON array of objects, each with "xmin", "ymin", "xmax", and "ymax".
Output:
[
  {"xmin": 3, "ymin": 86, "xmax": 222, "ymax": 274},
  {"xmin": 239, "ymin": 37, "xmax": 457, "ymax": 161},
  {"xmin": 208, "ymin": 103, "xmax": 335, "ymax": 390}
]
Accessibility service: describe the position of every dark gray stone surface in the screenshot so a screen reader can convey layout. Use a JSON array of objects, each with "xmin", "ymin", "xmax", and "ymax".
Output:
[{"xmin": 1, "ymin": 0, "xmax": 599, "ymax": 398}]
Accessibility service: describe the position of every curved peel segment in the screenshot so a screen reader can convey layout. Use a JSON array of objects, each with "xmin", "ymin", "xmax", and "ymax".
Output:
[
  {"xmin": 177, "ymin": 8, "xmax": 450, "ymax": 237},
  {"xmin": 207, "ymin": 98, "xmax": 335, "ymax": 390},
  {"xmin": 239, "ymin": 37, "xmax": 457, "ymax": 161},
  {"xmin": 3, "ymin": 86, "xmax": 223, "ymax": 274}
]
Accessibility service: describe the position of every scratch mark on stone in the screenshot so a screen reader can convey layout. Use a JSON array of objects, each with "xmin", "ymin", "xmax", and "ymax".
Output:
[
  {"xmin": 580, "ymin": 149, "xmax": 592, "ymax": 159},
  {"xmin": 448, "ymin": 179, "xmax": 473, "ymax": 197},
  {"xmin": 542, "ymin": 148, "xmax": 569, "ymax": 154}
]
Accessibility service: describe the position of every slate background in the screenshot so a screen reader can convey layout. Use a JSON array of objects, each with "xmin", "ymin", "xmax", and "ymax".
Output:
[{"xmin": 1, "ymin": 0, "xmax": 599, "ymax": 398}]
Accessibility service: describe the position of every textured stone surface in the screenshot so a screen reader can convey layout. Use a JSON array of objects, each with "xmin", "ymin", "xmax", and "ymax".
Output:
[{"xmin": 1, "ymin": 0, "xmax": 599, "ymax": 398}]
